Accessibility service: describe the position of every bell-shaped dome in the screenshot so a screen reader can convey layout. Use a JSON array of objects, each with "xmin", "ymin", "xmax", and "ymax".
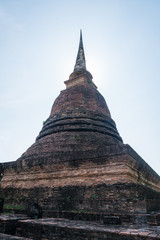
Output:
[{"xmin": 36, "ymin": 79, "xmax": 122, "ymax": 144}]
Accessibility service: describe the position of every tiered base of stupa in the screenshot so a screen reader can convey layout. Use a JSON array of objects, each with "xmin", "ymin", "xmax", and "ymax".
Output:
[
  {"xmin": 0, "ymin": 142, "xmax": 160, "ymax": 239},
  {"xmin": 1, "ymin": 142, "xmax": 160, "ymax": 218}
]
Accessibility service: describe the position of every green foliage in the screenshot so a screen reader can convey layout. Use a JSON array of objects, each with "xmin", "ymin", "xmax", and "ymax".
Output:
[
  {"xmin": 93, "ymin": 194, "xmax": 98, "ymax": 200},
  {"xmin": 71, "ymin": 209, "xmax": 86, "ymax": 213},
  {"xmin": 43, "ymin": 118, "xmax": 48, "ymax": 126},
  {"xmin": 43, "ymin": 120, "xmax": 46, "ymax": 126},
  {"xmin": 4, "ymin": 205, "xmax": 26, "ymax": 210},
  {"xmin": 66, "ymin": 195, "xmax": 71, "ymax": 201},
  {"xmin": 76, "ymin": 134, "xmax": 81, "ymax": 140}
]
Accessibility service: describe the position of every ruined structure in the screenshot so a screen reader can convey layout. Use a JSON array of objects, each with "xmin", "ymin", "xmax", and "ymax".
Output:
[{"xmin": 0, "ymin": 31, "xmax": 160, "ymax": 239}]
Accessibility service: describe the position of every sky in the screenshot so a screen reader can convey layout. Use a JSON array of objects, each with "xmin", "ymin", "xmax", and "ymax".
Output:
[{"xmin": 0, "ymin": 0, "xmax": 160, "ymax": 174}]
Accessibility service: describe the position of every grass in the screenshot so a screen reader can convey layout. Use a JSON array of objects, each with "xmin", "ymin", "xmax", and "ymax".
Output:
[
  {"xmin": 4, "ymin": 205, "xmax": 26, "ymax": 211},
  {"xmin": 71, "ymin": 209, "xmax": 87, "ymax": 213}
]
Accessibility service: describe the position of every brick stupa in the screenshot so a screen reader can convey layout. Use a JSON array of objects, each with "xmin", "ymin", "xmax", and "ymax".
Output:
[{"xmin": 0, "ymin": 31, "xmax": 160, "ymax": 221}]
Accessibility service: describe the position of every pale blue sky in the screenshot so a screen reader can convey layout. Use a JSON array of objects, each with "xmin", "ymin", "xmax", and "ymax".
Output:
[{"xmin": 0, "ymin": 0, "xmax": 160, "ymax": 174}]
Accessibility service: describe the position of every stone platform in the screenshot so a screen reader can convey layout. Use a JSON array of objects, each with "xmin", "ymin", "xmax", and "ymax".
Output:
[
  {"xmin": 0, "ymin": 214, "xmax": 160, "ymax": 239},
  {"xmin": 12, "ymin": 217, "xmax": 160, "ymax": 239},
  {"xmin": 0, "ymin": 214, "xmax": 29, "ymax": 236},
  {"xmin": 0, "ymin": 233, "xmax": 31, "ymax": 240}
]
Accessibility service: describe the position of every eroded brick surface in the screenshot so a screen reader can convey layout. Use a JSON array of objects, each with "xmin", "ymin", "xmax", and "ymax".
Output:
[
  {"xmin": 16, "ymin": 218, "xmax": 160, "ymax": 240},
  {"xmin": 0, "ymin": 72, "xmax": 160, "ymax": 239}
]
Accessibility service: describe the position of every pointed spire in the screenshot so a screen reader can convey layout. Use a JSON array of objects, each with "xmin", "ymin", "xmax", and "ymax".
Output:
[
  {"xmin": 74, "ymin": 30, "xmax": 86, "ymax": 72},
  {"xmin": 65, "ymin": 31, "xmax": 95, "ymax": 89}
]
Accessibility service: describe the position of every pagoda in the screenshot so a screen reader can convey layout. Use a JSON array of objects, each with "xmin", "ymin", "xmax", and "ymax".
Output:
[{"xmin": 0, "ymin": 31, "xmax": 160, "ymax": 222}]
